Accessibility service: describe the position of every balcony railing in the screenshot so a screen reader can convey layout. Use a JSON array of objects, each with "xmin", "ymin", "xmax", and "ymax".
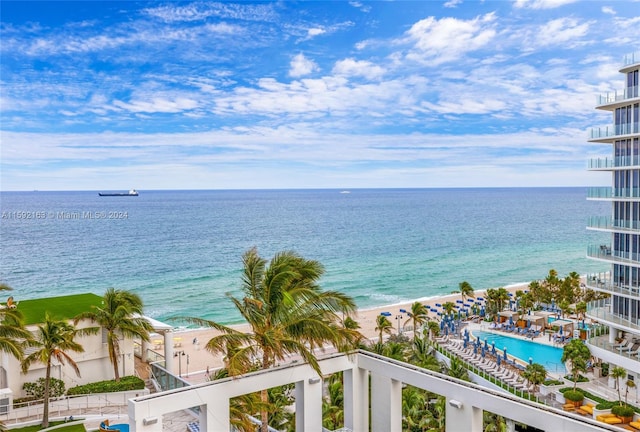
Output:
[
  {"xmin": 584, "ymin": 272, "xmax": 640, "ymax": 297},
  {"xmin": 587, "ymin": 299, "xmax": 640, "ymax": 332},
  {"xmin": 596, "ymin": 85, "xmax": 639, "ymax": 105},
  {"xmin": 587, "ymin": 216, "xmax": 640, "ymax": 231},
  {"xmin": 589, "ymin": 123, "xmax": 640, "ymax": 140},
  {"xmin": 588, "ymin": 156, "xmax": 640, "ymax": 169},
  {"xmin": 588, "ymin": 334, "xmax": 640, "ymax": 363},
  {"xmin": 623, "ymin": 51, "xmax": 640, "ymax": 67},
  {"xmin": 587, "ymin": 244, "xmax": 640, "ymax": 265},
  {"xmin": 587, "ymin": 187, "xmax": 640, "ymax": 199}
]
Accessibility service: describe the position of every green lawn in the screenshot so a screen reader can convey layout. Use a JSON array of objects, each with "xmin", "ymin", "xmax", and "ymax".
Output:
[
  {"xmin": 7, "ymin": 293, "xmax": 103, "ymax": 325},
  {"xmin": 10, "ymin": 421, "xmax": 86, "ymax": 432}
]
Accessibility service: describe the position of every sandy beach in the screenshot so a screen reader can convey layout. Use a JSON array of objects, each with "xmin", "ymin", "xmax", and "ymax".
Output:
[{"xmin": 154, "ymin": 283, "xmax": 531, "ymax": 383}]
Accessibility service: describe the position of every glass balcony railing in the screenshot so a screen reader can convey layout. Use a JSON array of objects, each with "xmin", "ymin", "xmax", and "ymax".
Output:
[
  {"xmin": 596, "ymin": 85, "xmax": 639, "ymax": 105},
  {"xmin": 587, "ymin": 216, "xmax": 640, "ymax": 230},
  {"xmin": 587, "ymin": 334, "xmax": 640, "ymax": 364},
  {"xmin": 584, "ymin": 272, "xmax": 640, "ymax": 297},
  {"xmin": 588, "ymin": 156, "xmax": 640, "ymax": 169},
  {"xmin": 623, "ymin": 51, "xmax": 640, "ymax": 67},
  {"xmin": 587, "ymin": 299, "xmax": 640, "ymax": 331},
  {"xmin": 587, "ymin": 187, "xmax": 640, "ymax": 199},
  {"xmin": 589, "ymin": 123, "xmax": 640, "ymax": 140},
  {"xmin": 587, "ymin": 244, "xmax": 640, "ymax": 266}
]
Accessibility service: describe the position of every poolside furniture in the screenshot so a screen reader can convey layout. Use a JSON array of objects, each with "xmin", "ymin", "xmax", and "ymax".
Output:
[
  {"xmin": 99, "ymin": 420, "xmax": 110, "ymax": 431},
  {"xmin": 577, "ymin": 403, "xmax": 595, "ymax": 416},
  {"xmin": 629, "ymin": 421, "xmax": 640, "ymax": 430},
  {"xmin": 562, "ymin": 403, "xmax": 576, "ymax": 412}
]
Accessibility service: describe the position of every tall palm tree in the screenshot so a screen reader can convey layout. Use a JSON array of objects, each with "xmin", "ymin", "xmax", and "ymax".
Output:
[
  {"xmin": 74, "ymin": 288, "xmax": 153, "ymax": 382},
  {"xmin": 184, "ymin": 248, "xmax": 359, "ymax": 432},
  {"xmin": 375, "ymin": 315, "xmax": 393, "ymax": 345},
  {"xmin": 612, "ymin": 366, "xmax": 627, "ymax": 405},
  {"xmin": 522, "ymin": 363, "xmax": 546, "ymax": 393},
  {"xmin": 21, "ymin": 314, "xmax": 98, "ymax": 428},
  {"xmin": 0, "ymin": 284, "xmax": 33, "ymax": 360},
  {"xmin": 561, "ymin": 339, "xmax": 591, "ymax": 390},
  {"xmin": 404, "ymin": 301, "xmax": 429, "ymax": 339}
]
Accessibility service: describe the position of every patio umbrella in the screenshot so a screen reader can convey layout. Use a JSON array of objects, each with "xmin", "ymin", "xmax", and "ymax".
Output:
[
  {"xmin": 492, "ymin": 342, "xmax": 496, "ymax": 354},
  {"xmin": 503, "ymin": 348, "xmax": 507, "ymax": 360},
  {"xmin": 463, "ymin": 339, "xmax": 468, "ymax": 348},
  {"xmin": 484, "ymin": 339, "xmax": 489, "ymax": 350},
  {"xmin": 559, "ymin": 326, "xmax": 563, "ymax": 335},
  {"xmin": 440, "ymin": 320, "xmax": 445, "ymax": 330},
  {"xmin": 497, "ymin": 355, "xmax": 502, "ymax": 367},
  {"xmin": 474, "ymin": 344, "xmax": 478, "ymax": 354},
  {"xmin": 481, "ymin": 346, "xmax": 485, "ymax": 358}
]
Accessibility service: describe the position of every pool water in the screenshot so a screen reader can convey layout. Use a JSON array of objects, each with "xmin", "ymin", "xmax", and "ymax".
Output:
[{"xmin": 473, "ymin": 330, "xmax": 566, "ymax": 373}]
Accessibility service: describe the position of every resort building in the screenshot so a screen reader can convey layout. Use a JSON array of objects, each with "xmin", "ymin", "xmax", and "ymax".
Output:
[
  {"xmin": 0, "ymin": 294, "xmax": 138, "ymax": 404},
  {"xmin": 586, "ymin": 51, "xmax": 640, "ymax": 376}
]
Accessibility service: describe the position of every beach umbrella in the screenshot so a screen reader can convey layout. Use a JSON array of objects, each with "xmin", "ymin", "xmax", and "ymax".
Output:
[
  {"xmin": 435, "ymin": 303, "xmax": 442, "ymax": 307},
  {"xmin": 484, "ymin": 339, "xmax": 489, "ymax": 350},
  {"xmin": 529, "ymin": 357, "xmax": 533, "ymax": 365},
  {"xmin": 463, "ymin": 339, "xmax": 468, "ymax": 349},
  {"xmin": 492, "ymin": 342, "xmax": 496, "ymax": 354},
  {"xmin": 440, "ymin": 320, "xmax": 445, "ymax": 330},
  {"xmin": 481, "ymin": 346, "xmax": 485, "ymax": 358},
  {"xmin": 559, "ymin": 326, "xmax": 563, "ymax": 335},
  {"xmin": 497, "ymin": 355, "xmax": 502, "ymax": 366},
  {"xmin": 456, "ymin": 300, "xmax": 463, "ymax": 304},
  {"xmin": 444, "ymin": 326, "xmax": 449, "ymax": 336},
  {"xmin": 503, "ymin": 348, "xmax": 507, "ymax": 360},
  {"xmin": 477, "ymin": 297, "xmax": 484, "ymax": 301},
  {"xmin": 474, "ymin": 344, "xmax": 478, "ymax": 354}
]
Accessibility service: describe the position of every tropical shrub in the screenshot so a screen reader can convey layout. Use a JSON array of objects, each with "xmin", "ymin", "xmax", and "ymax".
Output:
[
  {"xmin": 67, "ymin": 375, "xmax": 144, "ymax": 395},
  {"xmin": 23, "ymin": 377, "xmax": 65, "ymax": 399},
  {"xmin": 563, "ymin": 390, "xmax": 584, "ymax": 402},
  {"xmin": 612, "ymin": 405, "xmax": 635, "ymax": 418}
]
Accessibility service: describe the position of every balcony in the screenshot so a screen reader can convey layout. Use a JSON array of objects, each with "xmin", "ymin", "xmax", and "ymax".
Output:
[
  {"xmin": 596, "ymin": 85, "xmax": 640, "ymax": 106},
  {"xmin": 623, "ymin": 51, "xmax": 640, "ymax": 68},
  {"xmin": 584, "ymin": 272, "xmax": 640, "ymax": 298},
  {"xmin": 587, "ymin": 186, "xmax": 640, "ymax": 200},
  {"xmin": 587, "ymin": 216, "xmax": 640, "ymax": 231},
  {"xmin": 588, "ymin": 156, "xmax": 640, "ymax": 170},
  {"xmin": 586, "ymin": 244, "xmax": 640, "ymax": 267},
  {"xmin": 589, "ymin": 123, "xmax": 640, "ymax": 142},
  {"xmin": 587, "ymin": 299, "xmax": 640, "ymax": 332}
]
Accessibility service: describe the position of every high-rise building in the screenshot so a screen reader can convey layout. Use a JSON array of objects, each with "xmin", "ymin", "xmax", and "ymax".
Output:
[{"xmin": 586, "ymin": 51, "xmax": 640, "ymax": 375}]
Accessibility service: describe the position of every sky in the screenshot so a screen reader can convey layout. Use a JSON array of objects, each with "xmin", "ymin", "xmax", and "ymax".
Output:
[{"xmin": 1, "ymin": 1, "xmax": 639, "ymax": 191}]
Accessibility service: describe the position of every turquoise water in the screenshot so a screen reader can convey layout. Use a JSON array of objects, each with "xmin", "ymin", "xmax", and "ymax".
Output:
[
  {"xmin": 473, "ymin": 330, "xmax": 566, "ymax": 373},
  {"xmin": 0, "ymin": 188, "xmax": 609, "ymax": 324}
]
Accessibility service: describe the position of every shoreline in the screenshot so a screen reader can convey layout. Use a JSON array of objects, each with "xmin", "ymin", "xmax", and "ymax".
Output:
[{"xmin": 159, "ymin": 282, "xmax": 532, "ymax": 381}]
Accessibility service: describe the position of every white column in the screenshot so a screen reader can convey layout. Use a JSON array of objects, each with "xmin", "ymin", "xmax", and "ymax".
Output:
[
  {"xmin": 128, "ymin": 403, "xmax": 162, "ymax": 432},
  {"xmin": 344, "ymin": 367, "xmax": 368, "ymax": 432},
  {"xmin": 295, "ymin": 377, "xmax": 323, "ymax": 432},
  {"xmin": 445, "ymin": 399, "xmax": 483, "ymax": 432},
  {"xmin": 141, "ymin": 339, "xmax": 150, "ymax": 362},
  {"xmin": 506, "ymin": 418, "xmax": 516, "ymax": 432},
  {"xmin": 370, "ymin": 373, "xmax": 402, "ymax": 432},
  {"xmin": 200, "ymin": 398, "xmax": 230, "ymax": 432},
  {"xmin": 610, "ymin": 325, "xmax": 617, "ymax": 344},
  {"xmin": 164, "ymin": 330, "xmax": 174, "ymax": 373}
]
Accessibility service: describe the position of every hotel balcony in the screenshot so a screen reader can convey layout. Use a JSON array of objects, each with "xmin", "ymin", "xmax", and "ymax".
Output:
[
  {"xmin": 596, "ymin": 85, "xmax": 639, "ymax": 109},
  {"xmin": 584, "ymin": 272, "xmax": 640, "ymax": 298},
  {"xmin": 586, "ymin": 244, "xmax": 640, "ymax": 268},
  {"xmin": 587, "ymin": 299, "xmax": 640, "ymax": 333},
  {"xmin": 622, "ymin": 51, "xmax": 640, "ymax": 70},
  {"xmin": 587, "ymin": 186, "xmax": 640, "ymax": 201},
  {"xmin": 587, "ymin": 334, "xmax": 640, "ymax": 374},
  {"xmin": 588, "ymin": 156, "xmax": 640, "ymax": 170},
  {"xmin": 588, "ymin": 123, "xmax": 639, "ymax": 143},
  {"xmin": 586, "ymin": 215, "xmax": 640, "ymax": 232}
]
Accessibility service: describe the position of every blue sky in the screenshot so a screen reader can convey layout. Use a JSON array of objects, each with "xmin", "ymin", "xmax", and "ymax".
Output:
[{"xmin": 1, "ymin": 1, "xmax": 638, "ymax": 191}]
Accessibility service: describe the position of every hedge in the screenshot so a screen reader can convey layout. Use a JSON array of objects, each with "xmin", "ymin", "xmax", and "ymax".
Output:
[{"xmin": 67, "ymin": 375, "xmax": 145, "ymax": 396}]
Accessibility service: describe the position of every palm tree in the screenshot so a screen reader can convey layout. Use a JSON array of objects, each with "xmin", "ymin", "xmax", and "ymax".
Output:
[
  {"xmin": 74, "ymin": 288, "xmax": 153, "ymax": 382},
  {"xmin": 183, "ymin": 248, "xmax": 359, "ymax": 432},
  {"xmin": 612, "ymin": 366, "xmax": 627, "ymax": 405},
  {"xmin": 458, "ymin": 281, "xmax": 475, "ymax": 302},
  {"xmin": 21, "ymin": 314, "xmax": 98, "ymax": 428},
  {"xmin": 0, "ymin": 284, "xmax": 33, "ymax": 360},
  {"xmin": 375, "ymin": 315, "xmax": 393, "ymax": 345},
  {"xmin": 523, "ymin": 363, "xmax": 547, "ymax": 393},
  {"xmin": 447, "ymin": 356, "xmax": 470, "ymax": 381},
  {"xmin": 561, "ymin": 339, "xmax": 591, "ymax": 390},
  {"xmin": 404, "ymin": 301, "xmax": 429, "ymax": 339}
]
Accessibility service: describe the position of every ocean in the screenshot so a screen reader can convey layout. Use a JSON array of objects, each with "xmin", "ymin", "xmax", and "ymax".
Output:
[{"xmin": 0, "ymin": 188, "xmax": 609, "ymax": 325}]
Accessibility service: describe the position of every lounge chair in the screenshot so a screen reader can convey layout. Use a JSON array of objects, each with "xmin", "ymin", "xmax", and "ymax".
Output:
[{"xmin": 614, "ymin": 339, "xmax": 632, "ymax": 349}]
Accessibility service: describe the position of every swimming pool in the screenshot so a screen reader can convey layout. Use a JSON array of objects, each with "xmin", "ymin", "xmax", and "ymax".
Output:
[{"xmin": 473, "ymin": 330, "xmax": 566, "ymax": 373}]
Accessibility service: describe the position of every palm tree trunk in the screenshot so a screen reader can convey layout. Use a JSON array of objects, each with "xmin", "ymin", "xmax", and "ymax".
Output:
[
  {"xmin": 110, "ymin": 337, "xmax": 120, "ymax": 382},
  {"xmin": 43, "ymin": 360, "xmax": 51, "ymax": 428},
  {"xmin": 260, "ymin": 352, "xmax": 270, "ymax": 432}
]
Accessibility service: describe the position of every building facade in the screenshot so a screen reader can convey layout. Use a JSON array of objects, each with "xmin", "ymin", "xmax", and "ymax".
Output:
[{"xmin": 586, "ymin": 51, "xmax": 640, "ymax": 375}]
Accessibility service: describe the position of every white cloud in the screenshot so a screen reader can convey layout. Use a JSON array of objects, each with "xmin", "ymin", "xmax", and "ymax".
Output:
[
  {"xmin": 601, "ymin": 6, "xmax": 616, "ymax": 15},
  {"xmin": 307, "ymin": 28, "xmax": 326, "ymax": 37},
  {"xmin": 535, "ymin": 18, "xmax": 590, "ymax": 47},
  {"xmin": 444, "ymin": 0, "xmax": 463, "ymax": 8},
  {"xmin": 514, "ymin": 0, "xmax": 579, "ymax": 9},
  {"xmin": 403, "ymin": 13, "xmax": 497, "ymax": 65},
  {"xmin": 112, "ymin": 97, "xmax": 199, "ymax": 114},
  {"xmin": 332, "ymin": 58, "xmax": 385, "ymax": 80},
  {"xmin": 289, "ymin": 53, "xmax": 319, "ymax": 78}
]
